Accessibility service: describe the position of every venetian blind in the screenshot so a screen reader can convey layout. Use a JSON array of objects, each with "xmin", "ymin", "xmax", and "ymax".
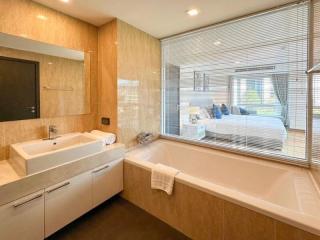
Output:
[{"xmin": 162, "ymin": 2, "xmax": 309, "ymax": 165}]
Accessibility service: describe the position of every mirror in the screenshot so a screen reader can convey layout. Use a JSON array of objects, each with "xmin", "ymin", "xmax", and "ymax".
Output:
[{"xmin": 0, "ymin": 32, "xmax": 90, "ymax": 122}]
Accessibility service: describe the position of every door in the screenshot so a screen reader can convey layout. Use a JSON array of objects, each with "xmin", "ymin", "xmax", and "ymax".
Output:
[
  {"xmin": 0, "ymin": 190, "xmax": 45, "ymax": 240},
  {"xmin": 44, "ymin": 171, "xmax": 92, "ymax": 237},
  {"xmin": 92, "ymin": 159, "xmax": 123, "ymax": 208},
  {"xmin": 0, "ymin": 56, "xmax": 39, "ymax": 122}
]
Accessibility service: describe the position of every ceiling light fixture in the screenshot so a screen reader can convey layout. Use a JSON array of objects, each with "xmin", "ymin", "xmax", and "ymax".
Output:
[
  {"xmin": 60, "ymin": 0, "xmax": 69, "ymax": 3},
  {"xmin": 37, "ymin": 15, "xmax": 48, "ymax": 20},
  {"xmin": 187, "ymin": 9, "xmax": 199, "ymax": 16}
]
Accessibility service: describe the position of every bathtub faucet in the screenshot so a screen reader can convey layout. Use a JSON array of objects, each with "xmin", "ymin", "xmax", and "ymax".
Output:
[{"xmin": 137, "ymin": 132, "xmax": 154, "ymax": 145}]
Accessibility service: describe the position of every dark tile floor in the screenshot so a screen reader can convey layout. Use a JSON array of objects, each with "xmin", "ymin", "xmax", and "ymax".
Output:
[{"xmin": 47, "ymin": 195, "xmax": 190, "ymax": 240}]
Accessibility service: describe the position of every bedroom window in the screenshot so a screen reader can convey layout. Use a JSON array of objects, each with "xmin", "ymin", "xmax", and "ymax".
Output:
[
  {"xmin": 232, "ymin": 76, "xmax": 282, "ymax": 117},
  {"xmin": 161, "ymin": 2, "xmax": 310, "ymax": 165}
]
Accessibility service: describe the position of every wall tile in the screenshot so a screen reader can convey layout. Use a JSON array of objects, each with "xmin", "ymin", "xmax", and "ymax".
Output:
[
  {"xmin": 122, "ymin": 162, "xmax": 224, "ymax": 240},
  {"xmin": 223, "ymin": 201, "xmax": 275, "ymax": 240},
  {"xmin": 117, "ymin": 20, "xmax": 161, "ymax": 148},
  {"xmin": 275, "ymin": 221, "xmax": 320, "ymax": 240},
  {"xmin": 97, "ymin": 20, "xmax": 118, "ymax": 134}
]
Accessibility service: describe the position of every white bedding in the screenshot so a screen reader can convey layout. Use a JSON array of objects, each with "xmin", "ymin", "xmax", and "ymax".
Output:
[{"xmin": 198, "ymin": 115, "xmax": 287, "ymax": 142}]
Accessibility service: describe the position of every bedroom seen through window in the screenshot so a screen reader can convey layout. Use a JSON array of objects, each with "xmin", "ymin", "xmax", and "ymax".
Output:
[{"xmin": 162, "ymin": 2, "xmax": 309, "ymax": 164}]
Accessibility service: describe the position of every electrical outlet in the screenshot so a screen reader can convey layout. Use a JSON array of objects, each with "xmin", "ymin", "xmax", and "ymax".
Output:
[{"xmin": 101, "ymin": 117, "xmax": 110, "ymax": 125}]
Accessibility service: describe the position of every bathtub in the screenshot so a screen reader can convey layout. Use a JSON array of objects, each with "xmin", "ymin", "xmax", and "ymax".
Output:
[{"xmin": 124, "ymin": 139, "xmax": 320, "ymax": 237}]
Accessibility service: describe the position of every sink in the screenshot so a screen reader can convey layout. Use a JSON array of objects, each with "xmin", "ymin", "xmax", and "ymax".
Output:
[{"xmin": 9, "ymin": 133, "xmax": 104, "ymax": 176}]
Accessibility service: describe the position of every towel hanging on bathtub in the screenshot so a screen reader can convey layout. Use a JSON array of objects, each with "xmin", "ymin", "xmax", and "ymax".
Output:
[{"xmin": 151, "ymin": 163, "xmax": 180, "ymax": 195}]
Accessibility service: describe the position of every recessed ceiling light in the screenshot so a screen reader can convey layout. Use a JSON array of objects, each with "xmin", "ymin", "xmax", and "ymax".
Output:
[
  {"xmin": 60, "ymin": 0, "xmax": 69, "ymax": 3},
  {"xmin": 187, "ymin": 9, "xmax": 199, "ymax": 16},
  {"xmin": 37, "ymin": 15, "xmax": 48, "ymax": 20},
  {"xmin": 214, "ymin": 41, "xmax": 221, "ymax": 46}
]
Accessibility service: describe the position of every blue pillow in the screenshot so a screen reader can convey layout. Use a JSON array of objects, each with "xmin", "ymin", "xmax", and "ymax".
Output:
[
  {"xmin": 212, "ymin": 104, "xmax": 222, "ymax": 119},
  {"xmin": 221, "ymin": 104, "xmax": 230, "ymax": 115},
  {"xmin": 239, "ymin": 107, "xmax": 250, "ymax": 115}
]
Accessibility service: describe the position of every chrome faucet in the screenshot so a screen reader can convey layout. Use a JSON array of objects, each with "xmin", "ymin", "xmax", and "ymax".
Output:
[{"xmin": 46, "ymin": 125, "xmax": 60, "ymax": 140}]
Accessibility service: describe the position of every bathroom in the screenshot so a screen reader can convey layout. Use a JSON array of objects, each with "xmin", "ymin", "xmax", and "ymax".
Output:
[{"xmin": 0, "ymin": 0, "xmax": 319, "ymax": 239}]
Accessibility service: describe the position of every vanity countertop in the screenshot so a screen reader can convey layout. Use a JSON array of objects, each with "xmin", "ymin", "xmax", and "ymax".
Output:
[
  {"xmin": 0, "ymin": 143, "xmax": 125, "ymax": 206},
  {"xmin": 0, "ymin": 160, "xmax": 20, "ymax": 186}
]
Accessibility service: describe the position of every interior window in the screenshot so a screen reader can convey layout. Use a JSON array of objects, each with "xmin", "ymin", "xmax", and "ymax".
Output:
[{"xmin": 162, "ymin": 3, "xmax": 309, "ymax": 164}]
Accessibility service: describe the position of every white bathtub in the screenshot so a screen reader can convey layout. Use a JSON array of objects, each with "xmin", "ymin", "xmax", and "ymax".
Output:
[{"xmin": 125, "ymin": 139, "xmax": 320, "ymax": 236}]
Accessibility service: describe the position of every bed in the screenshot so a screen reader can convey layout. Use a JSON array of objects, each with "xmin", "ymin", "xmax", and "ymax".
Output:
[{"xmin": 198, "ymin": 114, "xmax": 288, "ymax": 151}]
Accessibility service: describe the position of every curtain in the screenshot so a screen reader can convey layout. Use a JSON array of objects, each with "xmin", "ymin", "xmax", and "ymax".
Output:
[{"xmin": 271, "ymin": 74, "xmax": 289, "ymax": 127}]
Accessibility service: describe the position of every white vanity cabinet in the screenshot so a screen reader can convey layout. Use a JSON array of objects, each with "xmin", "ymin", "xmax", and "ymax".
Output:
[
  {"xmin": 92, "ymin": 159, "xmax": 123, "ymax": 207},
  {"xmin": 44, "ymin": 171, "xmax": 92, "ymax": 237},
  {"xmin": 0, "ymin": 158, "xmax": 124, "ymax": 240},
  {"xmin": 0, "ymin": 190, "xmax": 45, "ymax": 240}
]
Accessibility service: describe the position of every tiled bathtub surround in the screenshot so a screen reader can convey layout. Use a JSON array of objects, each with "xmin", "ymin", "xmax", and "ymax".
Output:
[
  {"xmin": 122, "ymin": 162, "xmax": 320, "ymax": 240},
  {"xmin": 123, "ymin": 139, "xmax": 320, "ymax": 239}
]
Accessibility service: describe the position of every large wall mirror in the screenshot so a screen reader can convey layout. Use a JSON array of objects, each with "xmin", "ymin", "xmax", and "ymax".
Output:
[{"xmin": 0, "ymin": 32, "xmax": 91, "ymax": 122}]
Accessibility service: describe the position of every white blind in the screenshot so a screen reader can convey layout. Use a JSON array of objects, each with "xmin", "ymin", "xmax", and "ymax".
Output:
[
  {"xmin": 162, "ymin": 2, "xmax": 309, "ymax": 165},
  {"xmin": 312, "ymin": 0, "xmax": 320, "ymax": 166}
]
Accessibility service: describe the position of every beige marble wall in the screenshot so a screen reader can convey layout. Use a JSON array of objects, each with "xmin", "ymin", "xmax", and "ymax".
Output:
[
  {"xmin": 97, "ymin": 20, "xmax": 118, "ymax": 134},
  {"xmin": 0, "ymin": 0, "xmax": 98, "ymax": 160},
  {"xmin": 117, "ymin": 20, "xmax": 161, "ymax": 147},
  {"xmin": 122, "ymin": 162, "xmax": 320, "ymax": 240},
  {"xmin": 0, "ymin": 46, "xmax": 90, "ymax": 117},
  {"xmin": 97, "ymin": 20, "xmax": 161, "ymax": 147}
]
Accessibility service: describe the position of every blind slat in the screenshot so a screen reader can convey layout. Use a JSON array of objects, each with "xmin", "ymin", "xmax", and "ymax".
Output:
[{"xmin": 162, "ymin": 3, "xmax": 309, "ymax": 164}]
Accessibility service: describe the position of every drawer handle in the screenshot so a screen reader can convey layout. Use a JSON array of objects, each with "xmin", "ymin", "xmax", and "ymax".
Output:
[
  {"xmin": 92, "ymin": 165, "xmax": 110, "ymax": 174},
  {"xmin": 46, "ymin": 182, "xmax": 70, "ymax": 194},
  {"xmin": 13, "ymin": 193, "xmax": 43, "ymax": 208}
]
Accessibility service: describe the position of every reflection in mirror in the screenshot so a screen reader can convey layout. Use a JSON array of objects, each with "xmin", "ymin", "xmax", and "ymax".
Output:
[{"xmin": 0, "ymin": 32, "xmax": 90, "ymax": 121}]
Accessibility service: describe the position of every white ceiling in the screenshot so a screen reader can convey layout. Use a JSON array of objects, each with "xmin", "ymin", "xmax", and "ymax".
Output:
[{"xmin": 33, "ymin": 0, "xmax": 297, "ymax": 39}]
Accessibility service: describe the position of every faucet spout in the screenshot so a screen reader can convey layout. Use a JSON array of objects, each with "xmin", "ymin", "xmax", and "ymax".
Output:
[{"xmin": 44, "ymin": 125, "xmax": 60, "ymax": 140}]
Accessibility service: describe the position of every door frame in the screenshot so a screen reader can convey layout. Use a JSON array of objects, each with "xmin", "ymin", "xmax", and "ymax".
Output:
[{"xmin": 0, "ymin": 56, "xmax": 40, "ymax": 119}]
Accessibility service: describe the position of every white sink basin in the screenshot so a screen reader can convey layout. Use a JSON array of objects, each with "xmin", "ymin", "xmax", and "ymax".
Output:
[{"xmin": 9, "ymin": 133, "xmax": 104, "ymax": 176}]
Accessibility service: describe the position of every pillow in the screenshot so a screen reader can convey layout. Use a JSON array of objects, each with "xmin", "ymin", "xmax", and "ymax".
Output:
[
  {"xmin": 221, "ymin": 104, "xmax": 230, "ymax": 115},
  {"xmin": 239, "ymin": 107, "xmax": 250, "ymax": 115},
  {"xmin": 231, "ymin": 106, "xmax": 241, "ymax": 115},
  {"xmin": 212, "ymin": 104, "xmax": 222, "ymax": 119}
]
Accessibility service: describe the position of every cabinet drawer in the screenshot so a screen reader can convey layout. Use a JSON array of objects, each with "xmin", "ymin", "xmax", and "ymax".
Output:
[
  {"xmin": 92, "ymin": 159, "xmax": 123, "ymax": 207},
  {"xmin": 44, "ymin": 171, "xmax": 92, "ymax": 237},
  {"xmin": 0, "ymin": 190, "xmax": 44, "ymax": 240}
]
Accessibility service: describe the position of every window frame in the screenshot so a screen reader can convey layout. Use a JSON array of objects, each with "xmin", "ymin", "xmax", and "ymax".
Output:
[{"xmin": 160, "ymin": 0, "xmax": 311, "ymax": 167}]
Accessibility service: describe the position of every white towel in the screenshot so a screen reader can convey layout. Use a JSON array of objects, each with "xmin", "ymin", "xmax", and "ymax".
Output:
[
  {"xmin": 151, "ymin": 163, "xmax": 180, "ymax": 195},
  {"xmin": 89, "ymin": 130, "xmax": 116, "ymax": 145}
]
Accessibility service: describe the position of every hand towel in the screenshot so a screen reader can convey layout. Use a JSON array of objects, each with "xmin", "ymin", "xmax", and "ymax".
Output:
[
  {"xmin": 89, "ymin": 130, "xmax": 116, "ymax": 145},
  {"xmin": 151, "ymin": 163, "xmax": 180, "ymax": 195}
]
